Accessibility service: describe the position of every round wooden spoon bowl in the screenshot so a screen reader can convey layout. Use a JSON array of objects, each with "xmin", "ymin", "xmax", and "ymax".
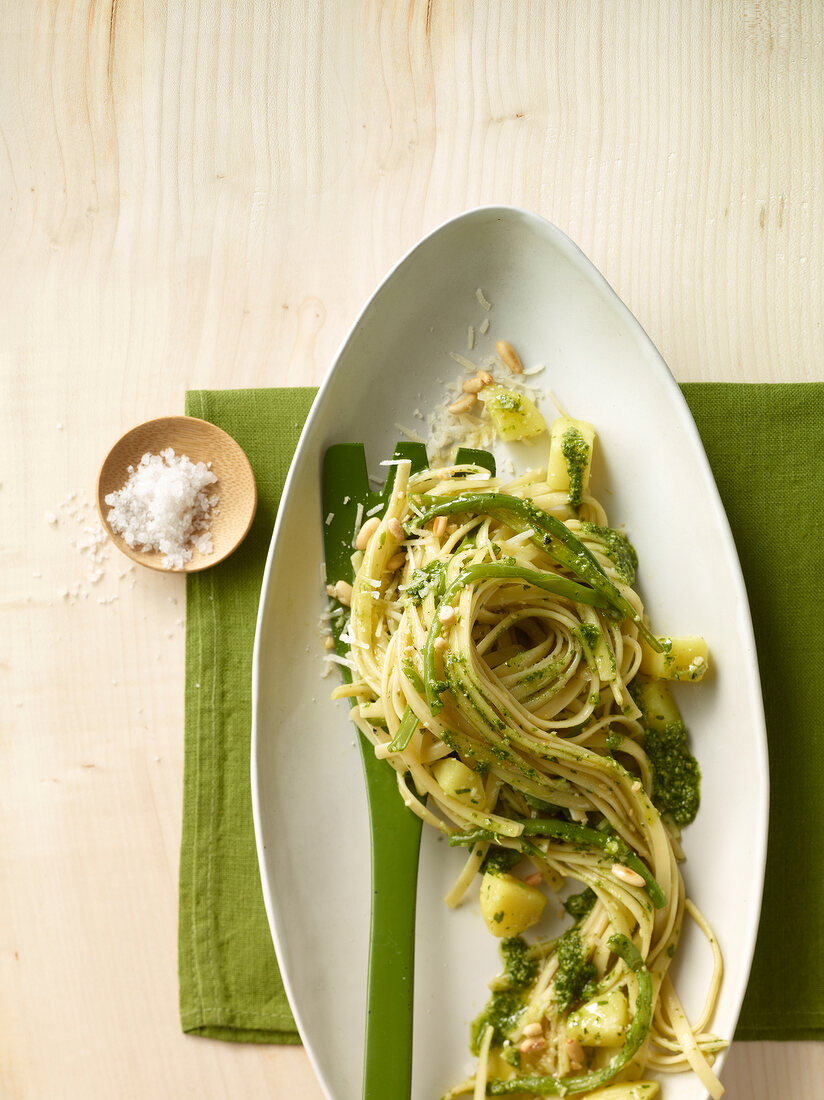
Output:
[{"xmin": 96, "ymin": 416, "xmax": 257, "ymax": 573}]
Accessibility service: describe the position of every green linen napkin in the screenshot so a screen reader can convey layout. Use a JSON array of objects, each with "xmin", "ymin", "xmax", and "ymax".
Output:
[
  {"xmin": 179, "ymin": 388, "xmax": 315, "ymax": 1042},
  {"xmin": 179, "ymin": 382, "xmax": 824, "ymax": 1043},
  {"xmin": 681, "ymin": 383, "xmax": 824, "ymax": 1041}
]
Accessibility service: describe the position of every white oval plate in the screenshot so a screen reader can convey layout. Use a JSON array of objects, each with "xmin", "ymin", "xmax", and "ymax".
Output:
[{"xmin": 251, "ymin": 207, "xmax": 768, "ymax": 1100}]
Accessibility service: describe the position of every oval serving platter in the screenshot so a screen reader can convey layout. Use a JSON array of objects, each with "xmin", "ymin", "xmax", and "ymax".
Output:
[{"xmin": 251, "ymin": 206, "xmax": 768, "ymax": 1100}]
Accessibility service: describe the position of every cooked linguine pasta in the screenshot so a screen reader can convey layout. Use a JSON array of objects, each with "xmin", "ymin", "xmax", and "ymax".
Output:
[{"xmin": 327, "ymin": 424, "xmax": 726, "ymax": 1100}]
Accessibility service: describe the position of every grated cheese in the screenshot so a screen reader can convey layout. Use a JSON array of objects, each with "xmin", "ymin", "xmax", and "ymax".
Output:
[{"xmin": 351, "ymin": 503, "xmax": 364, "ymax": 546}]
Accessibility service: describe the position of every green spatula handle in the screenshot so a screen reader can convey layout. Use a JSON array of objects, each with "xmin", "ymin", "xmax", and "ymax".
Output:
[{"xmin": 359, "ymin": 742, "xmax": 422, "ymax": 1099}]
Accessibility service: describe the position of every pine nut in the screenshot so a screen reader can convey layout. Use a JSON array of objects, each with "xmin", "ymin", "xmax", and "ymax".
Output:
[
  {"xmin": 387, "ymin": 517, "xmax": 405, "ymax": 541},
  {"xmin": 327, "ymin": 580, "xmax": 352, "ymax": 606},
  {"xmin": 522, "ymin": 872, "xmax": 542, "ymax": 887},
  {"xmin": 611, "ymin": 862, "xmax": 646, "ymax": 887},
  {"xmin": 323, "ymin": 634, "xmax": 335, "ymax": 650},
  {"xmin": 631, "ymin": 779, "xmax": 642, "ymax": 793},
  {"xmin": 438, "ymin": 605, "xmax": 456, "ymax": 625},
  {"xmin": 522, "ymin": 1022, "xmax": 543, "ymax": 1037},
  {"xmin": 433, "ymin": 636, "xmax": 448, "ymax": 652},
  {"xmin": 462, "ymin": 377, "xmax": 484, "ymax": 394},
  {"xmin": 477, "ymin": 370, "xmax": 494, "ymax": 385},
  {"xmin": 566, "ymin": 1037, "xmax": 585, "ymax": 1070},
  {"xmin": 496, "ymin": 340, "xmax": 523, "ymax": 373},
  {"xmin": 355, "ymin": 516, "xmax": 381, "ymax": 550},
  {"xmin": 518, "ymin": 1037, "xmax": 547, "ymax": 1054},
  {"xmin": 385, "ymin": 552, "xmax": 406, "ymax": 571},
  {"xmin": 448, "ymin": 393, "xmax": 477, "ymax": 415},
  {"xmin": 432, "ymin": 515, "xmax": 448, "ymax": 537}
]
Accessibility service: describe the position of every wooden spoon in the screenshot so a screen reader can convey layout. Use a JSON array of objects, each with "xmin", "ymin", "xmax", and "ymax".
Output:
[{"xmin": 96, "ymin": 415, "xmax": 257, "ymax": 573}]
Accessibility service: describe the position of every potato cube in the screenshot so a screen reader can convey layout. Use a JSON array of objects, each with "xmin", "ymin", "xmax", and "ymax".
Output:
[
  {"xmin": 566, "ymin": 989, "xmax": 629, "ymax": 1047},
  {"xmin": 639, "ymin": 635, "xmax": 709, "ymax": 682},
  {"xmin": 479, "ymin": 385, "xmax": 547, "ymax": 442},
  {"xmin": 479, "ymin": 871, "xmax": 546, "ymax": 938},
  {"xmin": 547, "ymin": 417, "xmax": 596, "ymax": 507},
  {"xmin": 432, "ymin": 758, "xmax": 485, "ymax": 807},
  {"xmin": 630, "ymin": 678, "xmax": 682, "ymax": 731}
]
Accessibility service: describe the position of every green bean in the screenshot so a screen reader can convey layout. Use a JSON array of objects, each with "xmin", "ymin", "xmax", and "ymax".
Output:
[{"xmin": 387, "ymin": 704, "xmax": 418, "ymax": 753}]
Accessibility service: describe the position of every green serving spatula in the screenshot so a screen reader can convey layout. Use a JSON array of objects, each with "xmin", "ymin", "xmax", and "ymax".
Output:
[{"xmin": 322, "ymin": 441, "xmax": 495, "ymax": 1100}]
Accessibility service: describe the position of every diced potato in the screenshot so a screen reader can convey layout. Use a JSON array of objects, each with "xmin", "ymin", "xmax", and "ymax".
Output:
[
  {"xmin": 432, "ymin": 758, "xmax": 485, "ymax": 807},
  {"xmin": 547, "ymin": 417, "xmax": 596, "ymax": 504},
  {"xmin": 639, "ymin": 635, "xmax": 710, "ymax": 682},
  {"xmin": 479, "ymin": 871, "xmax": 546, "ymax": 937},
  {"xmin": 578, "ymin": 1084, "xmax": 660, "ymax": 1100},
  {"xmin": 630, "ymin": 677, "xmax": 682, "ymax": 731},
  {"xmin": 566, "ymin": 989, "xmax": 629, "ymax": 1047},
  {"xmin": 479, "ymin": 385, "xmax": 547, "ymax": 441}
]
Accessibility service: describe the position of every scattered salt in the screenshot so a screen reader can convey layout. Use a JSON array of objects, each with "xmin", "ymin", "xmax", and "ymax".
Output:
[{"xmin": 104, "ymin": 449, "xmax": 219, "ymax": 570}]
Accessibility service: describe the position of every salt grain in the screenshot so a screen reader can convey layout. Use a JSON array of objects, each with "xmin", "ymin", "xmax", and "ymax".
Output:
[{"xmin": 104, "ymin": 449, "xmax": 219, "ymax": 570}]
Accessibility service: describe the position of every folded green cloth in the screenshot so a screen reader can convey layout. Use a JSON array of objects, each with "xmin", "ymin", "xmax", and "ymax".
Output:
[
  {"xmin": 179, "ymin": 383, "xmax": 824, "ymax": 1044},
  {"xmin": 179, "ymin": 388, "xmax": 315, "ymax": 1042}
]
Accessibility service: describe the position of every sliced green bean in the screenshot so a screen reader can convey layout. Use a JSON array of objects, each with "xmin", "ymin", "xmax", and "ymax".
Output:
[{"xmin": 387, "ymin": 704, "xmax": 419, "ymax": 753}]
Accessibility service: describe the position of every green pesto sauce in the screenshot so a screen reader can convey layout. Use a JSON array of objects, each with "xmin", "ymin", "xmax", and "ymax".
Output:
[
  {"xmin": 404, "ymin": 559, "xmax": 445, "ymax": 604},
  {"xmin": 645, "ymin": 721, "xmax": 701, "ymax": 826},
  {"xmin": 470, "ymin": 990, "xmax": 526, "ymax": 1053},
  {"xmin": 580, "ymin": 521, "xmax": 639, "ymax": 585},
  {"xmin": 560, "ymin": 427, "xmax": 590, "ymax": 511},
  {"xmin": 563, "ymin": 887, "xmax": 597, "ymax": 920},
  {"xmin": 469, "ymin": 937, "xmax": 537, "ymax": 1054},
  {"xmin": 440, "ymin": 729, "xmax": 458, "ymax": 751},
  {"xmin": 494, "ymin": 390, "xmax": 523, "ymax": 412},
  {"xmin": 481, "ymin": 846, "xmax": 522, "ymax": 876},
  {"xmin": 577, "ymin": 622, "xmax": 600, "ymax": 648},
  {"xmin": 555, "ymin": 928, "xmax": 598, "ymax": 1013},
  {"xmin": 501, "ymin": 1045, "xmax": 522, "ymax": 1068},
  {"xmin": 501, "ymin": 936, "xmax": 540, "ymax": 989}
]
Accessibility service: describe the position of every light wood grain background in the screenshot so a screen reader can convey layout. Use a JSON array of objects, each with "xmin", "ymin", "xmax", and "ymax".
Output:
[{"xmin": 1, "ymin": 1, "xmax": 822, "ymax": 1097}]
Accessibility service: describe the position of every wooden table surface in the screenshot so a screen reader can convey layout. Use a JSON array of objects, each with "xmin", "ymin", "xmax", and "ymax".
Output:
[{"xmin": 2, "ymin": 2, "xmax": 822, "ymax": 1097}]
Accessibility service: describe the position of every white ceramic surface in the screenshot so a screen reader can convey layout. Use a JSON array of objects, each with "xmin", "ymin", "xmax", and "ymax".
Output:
[{"xmin": 251, "ymin": 207, "xmax": 769, "ymax": 1100}]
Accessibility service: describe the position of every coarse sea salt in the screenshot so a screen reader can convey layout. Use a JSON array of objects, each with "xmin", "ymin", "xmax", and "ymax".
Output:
[{"xmin": 105, "ymin": 448, "xmax": 219, "ymax": 570}]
